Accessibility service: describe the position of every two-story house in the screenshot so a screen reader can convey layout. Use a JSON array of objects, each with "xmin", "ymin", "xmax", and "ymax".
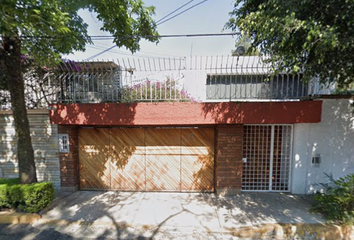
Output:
[{"xmin": 1, "ymin": 56, "xmax": 353, "ymax": 195}]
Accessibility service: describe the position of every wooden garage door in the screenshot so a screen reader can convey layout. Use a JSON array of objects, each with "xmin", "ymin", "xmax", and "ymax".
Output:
[{"xmin": 79, "ymin": 128, "xmax": 214, "ymax": 191}]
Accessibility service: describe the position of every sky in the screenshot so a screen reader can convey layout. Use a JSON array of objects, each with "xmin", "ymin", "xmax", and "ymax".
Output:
[{"xmin": 65, "ymin": 0, "xmax": 237, "ymax": 60}]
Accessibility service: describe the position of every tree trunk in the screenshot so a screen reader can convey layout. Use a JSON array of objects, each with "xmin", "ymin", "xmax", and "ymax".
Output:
[{"xmin": 1, "ymin": 36, "xmax": 37, "ymax": 183}]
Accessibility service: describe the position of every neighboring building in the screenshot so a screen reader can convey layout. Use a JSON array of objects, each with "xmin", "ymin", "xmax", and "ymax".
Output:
[{"xmin": 0, "ymin": 56, "xmax": 353, "ymax": 194}]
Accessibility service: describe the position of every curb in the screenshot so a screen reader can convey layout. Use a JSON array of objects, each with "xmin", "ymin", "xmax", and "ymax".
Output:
[
  {"xmin": 0, "ymin": 211, "xmax": 41, "ymax": 224},
  {"xmin": 38, "ymin": 191, "xmax": 73, "ymax": 215},
  {"xmin": 33, "ymin": 219, "xmax": 354, "ymax": 240},
  {"xmin": 229, "ymin": 223, "xmax": 354, "ymax": 240},
  {"xmin": 0, "ymin": 191, "xmax": 70, "ymax": 225}
]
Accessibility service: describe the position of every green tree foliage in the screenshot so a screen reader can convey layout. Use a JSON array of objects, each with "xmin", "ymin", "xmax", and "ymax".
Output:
[
  {"xmin": 226, "ymin": 0, "xmax": 354, "ymax": 87},
  {"xmin": 0, "ymin": 0, "xmax": 159, "ymax": 183}
]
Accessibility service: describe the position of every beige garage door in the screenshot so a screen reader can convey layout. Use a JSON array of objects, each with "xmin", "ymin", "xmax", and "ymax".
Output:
[{"xmin": 79, "ymin": 128, "xmax": 214, "ymax": 191}]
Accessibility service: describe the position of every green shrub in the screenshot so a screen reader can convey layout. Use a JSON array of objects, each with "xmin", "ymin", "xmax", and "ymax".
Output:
[
  {"xmin": 0, "ymin": 179, "xmax": 54, "ymax": 213},
  {"xmin": 0, "ymin": 178, "xmax": 20, "ymax": 185},
  {"xmin": 0, "ymin": 178, "xmax": 20, "ymax": 209},
  {"xmin": 19, "ymin": 182, "xmax": 55, "ymax": 213},
  {"xmin": 8, "ymin": 185, "xmax": 22, "ymax": 207},
  {"xmin": 0, "ymin": 184, "xmax": 11, "ymax": 209},
  {"xmin": 313, "ymin": 173, "xmax": 354, "ymax": 225}
]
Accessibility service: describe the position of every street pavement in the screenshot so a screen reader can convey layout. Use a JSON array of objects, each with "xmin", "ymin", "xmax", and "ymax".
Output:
[
  {"xmin": 1, "ymin": 191, "xmax": 349, "ymax": 239},
  {"xmin": 0, "ymin": 224, "xmax": 75, "ymax": 240},
  {"xmin": 0, "ymin": 223, "xmax": 253, "ymax": 239}
]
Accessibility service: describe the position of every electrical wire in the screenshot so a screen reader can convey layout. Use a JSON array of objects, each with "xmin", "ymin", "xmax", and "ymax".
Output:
[
  {"xmin": 86, "ymin": 44, "xmax": 183, "ymax": 58},
  {"xmin": 157, "ymin": 0, "xmax": 210, "ymax": 26},
  {"xmin": 20, "ymin": 32, "xmax": 238, "ymax": 40},
  {"xmin": 88, "ymin": 32, "xmax": 238, "ymax": 40},
  {"xmin": 82, "ymin": 0, "xmax": 223, "ymax": 61},
  {"xmin": 156, "ymin": 0, "xmax": 196, "ymax": 24},
  {"xmin": 84, "ymin": 32, "xmax": 239, "ymax": 60},
  {"xmin": 85, "ymin": 45, "xmax": 116, "ymax": 60}
]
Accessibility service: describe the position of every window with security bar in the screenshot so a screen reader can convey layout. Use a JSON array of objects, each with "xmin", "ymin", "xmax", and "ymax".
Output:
[
  {"xmin": 58, "ymin": 61, "xmax": 121, "ymax": 103},
  {"xmin": 206, "ymin": 74, "xmax": 307, "ymax": 100},
  {"xmin": 242, "ymin": 125, "xmax": 292, "ymax": 192}
]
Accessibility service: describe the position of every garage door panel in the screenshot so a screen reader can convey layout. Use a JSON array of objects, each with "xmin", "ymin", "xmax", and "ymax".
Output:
[
  {"xmin": 145, "ymin": 129, "xmax": 181, "ymax": 191},
  {"xmin": 110, "ymin": 156, "xmax": 145, "ymax": 190},
  {"xmin": 181, "ymin": 156, "xmax": 197, "ymax": 190},
  {"xmin": 145, "ymin": 129, "xmax": 181, "ymax": 152},
  {"xmin": 181, "ymin": 129, "xmax": 214, "ymax": 191},
  {"xmin": 181, "ymin": 155, "xmax": 214, "ymax": 191},
  {"xmin": 146, "ymin": 155, "xmax": 181, "ymax": 191},
  {"xmin": 181, "ymin": 129, "xmax": 214, "ymax": 146},
  {"xmin": 79, "ymin": 129, "xmax": 111, "ymax": 190},
  {"xmin": 110, "ymin": 128, "xmax": 145, "ymax": 190}
]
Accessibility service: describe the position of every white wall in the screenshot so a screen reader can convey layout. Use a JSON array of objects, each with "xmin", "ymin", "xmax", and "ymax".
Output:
[
  {"xmin": 292, "ymin": 98, "xmax": 354, "ymax": 194},
  {"xmin": 0, "ymin": 110, "xmax": 60, "ymax": 189}
]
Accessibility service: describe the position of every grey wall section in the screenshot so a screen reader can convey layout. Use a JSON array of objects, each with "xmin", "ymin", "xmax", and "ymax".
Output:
[
  {"xmin": 0, "ymin": 110, "xmax": 60, "ymax": 189},
  {"xmin": 292, "ymin": 98, "xmax": 354, "ymax": 194}
]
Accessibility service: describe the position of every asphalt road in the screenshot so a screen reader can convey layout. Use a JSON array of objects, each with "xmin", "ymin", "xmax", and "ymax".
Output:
[
  {"xmin": 0, "ymin": 224, "xmax": 248, "ymax": 240},
  {"xmin": 0, "ymin": 224, "xmax": 76, "ymax": 240}
]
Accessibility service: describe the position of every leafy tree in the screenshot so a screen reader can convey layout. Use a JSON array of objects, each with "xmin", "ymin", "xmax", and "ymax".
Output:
[
  {"xmin": 0, "ymin": 0, "xmax": 159, "ymax": 183},
  {"xmin": 226, "ymin": 0, "xmax": 354, "ymax": 87}
]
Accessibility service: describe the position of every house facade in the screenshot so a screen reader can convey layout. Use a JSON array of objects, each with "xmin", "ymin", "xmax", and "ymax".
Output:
[{"xmin": 0, "ymin": 56, "xmax": 353, "ymax": 194}]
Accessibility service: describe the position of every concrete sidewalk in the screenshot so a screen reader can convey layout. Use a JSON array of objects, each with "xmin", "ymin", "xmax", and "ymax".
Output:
[{"xmin": 29, "ymin": 191, "xmax": 354, "ymax": 239}]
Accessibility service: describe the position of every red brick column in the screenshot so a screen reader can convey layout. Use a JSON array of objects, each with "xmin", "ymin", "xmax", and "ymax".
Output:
[
  {"xmin": 58, "ymin": 125, "xmax": 79, "ymax": 192},
  {"xmin": 216, "ymin": 125, "xmax": 243, "ymax": 195}
]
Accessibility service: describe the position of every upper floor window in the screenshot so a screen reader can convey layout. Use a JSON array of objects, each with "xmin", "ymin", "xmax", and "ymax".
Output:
[{"xmin": 206, "ymin": 73, "xmax": 308, "ymax": 100}]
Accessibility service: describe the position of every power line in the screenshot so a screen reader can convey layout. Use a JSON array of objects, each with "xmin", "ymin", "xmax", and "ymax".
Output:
[
  {"xmin": 85, "ymin": 45, "xmax": 116, "ymax": 60},
  {"xmin": 87, "ymin": 44, "xmax": 183, "ymax": 58},
  {"xmin": 90, "ymin": 32, "xmax": 238, "ymax": 39},
  {"xmin": 156, "ymin": 0, "xmax": 196, "ymax": 24},
  {"xmin": 84, "ymin": 32, "xmax": 239, "ymax": 60},
  {"xmin": 155, "ymin": 33, "xmax": 239, "ymax": 38},
  {"xmin": 157, "ymin": 0, "xmax": 210, "ymax": 26},
  {"xmin": 20, "ymin": 32, "xmax": 238, "ymax": 40},
  {"xmin": 19, "ymin": 32, "xmax": 239, "ymax": 60}
]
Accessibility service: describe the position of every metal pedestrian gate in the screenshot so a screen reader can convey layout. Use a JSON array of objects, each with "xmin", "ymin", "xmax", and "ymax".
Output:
[{"xmin": 242, "ymin": 125, "xmax": 292, "ymax": 192}]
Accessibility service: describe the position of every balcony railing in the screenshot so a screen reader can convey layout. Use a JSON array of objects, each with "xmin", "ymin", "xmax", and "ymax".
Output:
[
  {"xmin": 0, "ymin": 56, "xmax": 336, "ymax": 110},
  {"xmin": 55, "ymin": 60, "xmax": 189, "ymax": 103},
  {"xmin": 59, "ymin": 76, "xmax": 189, "ymax": 103}
]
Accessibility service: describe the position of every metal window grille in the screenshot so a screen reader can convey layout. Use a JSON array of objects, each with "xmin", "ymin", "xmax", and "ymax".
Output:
[
  {"xmin": 242, "ymin": 125, "xmax": 292, "ymax": 192},
  {"xmin": 206, "ymin": 74, "xmax": 307, "ymax": 100}
]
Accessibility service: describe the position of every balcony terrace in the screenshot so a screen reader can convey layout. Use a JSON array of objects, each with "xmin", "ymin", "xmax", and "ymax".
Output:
[{"xmin": 0, "ymin": 56, "xmax": 335, "ymax": 110}]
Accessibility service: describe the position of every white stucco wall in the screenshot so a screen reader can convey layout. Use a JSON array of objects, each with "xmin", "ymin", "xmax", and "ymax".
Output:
[
  {"xmin": 292, "ymin": 98, "xmax": 354, "ymax": 194},
  {"xmin": 0, "ymin": 110, "xmax": 60, "ymax": 189},
  {"xmin": 183, "ymin": 69, "xmax": 207, "ymax": 102}
]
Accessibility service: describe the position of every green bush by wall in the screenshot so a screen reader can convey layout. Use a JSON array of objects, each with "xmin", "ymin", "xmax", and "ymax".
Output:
[
  {"xmin": 313, "ymin": 173, "xmax": 354, "ymax": 225},
  {"xmin": 0, "ymin": 178, "xmax": 54, "ymax": 213}
]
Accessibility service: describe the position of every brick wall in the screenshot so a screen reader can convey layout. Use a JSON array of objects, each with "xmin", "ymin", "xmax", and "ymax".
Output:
[
  {"xmin": 58, "ymin": 125, "xmax": 79, "ymax": 192},
  {"xmin": 216, "ymin": 125, "xmax": 243, "ymax": 195}
]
